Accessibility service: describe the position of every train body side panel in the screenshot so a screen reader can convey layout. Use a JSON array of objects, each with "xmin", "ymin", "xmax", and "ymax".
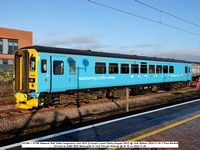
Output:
[{"xmin": 36, "ymin": 52, "xmax": 192, "ymax": 93}]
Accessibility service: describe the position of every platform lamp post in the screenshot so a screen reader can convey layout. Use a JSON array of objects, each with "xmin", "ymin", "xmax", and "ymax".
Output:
[{"xmin": 126, "ymin": 87, "xmax": 129, "ymax": 112}]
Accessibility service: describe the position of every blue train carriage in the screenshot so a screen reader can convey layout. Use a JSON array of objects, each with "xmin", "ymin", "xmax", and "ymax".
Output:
[{"xmin": 13, "ymin": 46, "xmax": 192, "ymax": 109}]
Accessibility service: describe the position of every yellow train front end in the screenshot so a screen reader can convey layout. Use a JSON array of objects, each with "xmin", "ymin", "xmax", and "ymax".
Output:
[{"xmin": 13, "ymin": 48, "xmax": 38, "ymax": 109}]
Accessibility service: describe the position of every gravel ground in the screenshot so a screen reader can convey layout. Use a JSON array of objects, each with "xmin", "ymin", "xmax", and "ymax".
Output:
[
  {"xmin": 0, "ymin": 84, "xmax": 14, "ymax": 100},
  {"xmin": 0, "ymin": 104, "xmax": 17, "ymax": 111},
  {"xmin": 0, "ymin": 87, "xmax": 199, "ymax": 136}
]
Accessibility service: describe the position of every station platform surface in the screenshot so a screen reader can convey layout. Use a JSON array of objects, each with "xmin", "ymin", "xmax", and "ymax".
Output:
[{"xmin": 2, "ymin": 99, "xmax": 200, "ymax": 150}]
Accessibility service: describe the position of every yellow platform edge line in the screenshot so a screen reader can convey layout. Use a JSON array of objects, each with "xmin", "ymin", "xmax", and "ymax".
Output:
[
  {"xmin": 127, "ymin": 113, "xmax": 200, "ymax": 142},
  {"xmin": 107, "ymin": 113, "xmax": 200, "ymax": 150}
]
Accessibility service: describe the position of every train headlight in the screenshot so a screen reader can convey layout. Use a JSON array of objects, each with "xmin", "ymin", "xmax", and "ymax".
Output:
[{"xmin": 29, "ymin": 78, "xmax": 35, "ymax": 82}]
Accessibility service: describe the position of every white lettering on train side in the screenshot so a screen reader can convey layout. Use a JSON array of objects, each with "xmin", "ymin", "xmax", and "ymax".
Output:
[{"xmin": 79, "ymin": 76, "xmax": 115, "ymax": 81}]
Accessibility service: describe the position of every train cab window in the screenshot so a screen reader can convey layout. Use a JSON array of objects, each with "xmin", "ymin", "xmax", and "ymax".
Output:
[
  {"xmin": 131, "ymin": 64, "xmax": 139, "ymax": 74},
  {"xmin": 156, "ymin": 65, "xmax": 162, "ymax": 73},
  {"xmin": 30, "ymin": 57, "xmax": 35, "ymax": 71},
  {"xmin": 109, "ymin": 63, "xmax": 118, "ymax": 74},
  {"xmin": 163, "ymin": 66, "xmax": 168, "ymax": 73},
  {"xmin": 95, "ymin": 62, "xmax": 106, "ymax": 74},
  {"xmin": 169, "ymin": 66, "xmax": 174, "ymax": 73},
  {"xmin": 53, "ymin": 61, "xmax": 64, "ymax": 75},
  {"xmin": 121, "ymin": 64, "xmax": 129, "ymax": 74},
  {"xmin": 41, "ymin": 59, "xmax": 47, "ymax": 73},
  {"xmin": 149, "ymin": 65, "xmax": 155, "ymax": 74},
  {"xmin": 69, "ymin": 61, "xmax": 76, "ymax": 74},
  {"xmin": 185, "ymin": 67, "xmax": 188, "ymax": 73},
  {"xmin": 185, "ymin": 66, "xmax": 190, "ymax": 73},
  {"xmin": 141, "ymin": 64, "xmax": 147, "ymax": 74}
]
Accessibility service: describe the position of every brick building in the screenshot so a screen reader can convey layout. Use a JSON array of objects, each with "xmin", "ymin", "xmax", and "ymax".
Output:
[{"xmin": 0, "ymin": 27, "xmax": 32, "ymax": 72}]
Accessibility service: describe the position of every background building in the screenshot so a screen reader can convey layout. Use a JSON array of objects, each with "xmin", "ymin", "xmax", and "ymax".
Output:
[{"xmin": 0, "ymin": 27, "xmax": 32, "ymax": 72}]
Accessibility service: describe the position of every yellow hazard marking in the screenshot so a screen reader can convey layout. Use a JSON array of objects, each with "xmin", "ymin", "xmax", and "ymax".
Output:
[
  {"xmin": 28, "ymin": 48, "xmax": 38, "ymax": 93},
  {"xmin": 107, "ymin": 113, "xmax": 200, "ymax": 150}
]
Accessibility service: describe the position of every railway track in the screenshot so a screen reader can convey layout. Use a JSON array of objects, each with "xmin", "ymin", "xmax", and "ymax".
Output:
[
  {"xmin": 0, "ymin": 108, "xmax": 25, "ymax": 119},
  {"xmin": 0, "ymin": 98, "xmax": 110, "ymax": 119},
  {"xmin": 0, "ymin": 94, "xmax": 153, "ymax": 120},
  {"xmin": 0, "ymin": 92, "xmax": 159, "ymax": 120},
  {"xmin": 0, "ymin": 87, "xmax": 198, "ymax": 120},
  {"xmin": 0, "ymin": 99, "xmax": 16, "ymax": 106}
]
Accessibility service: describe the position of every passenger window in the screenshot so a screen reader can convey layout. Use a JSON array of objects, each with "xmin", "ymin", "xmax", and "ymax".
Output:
[
  {"xmin": 109, "ymin": 63, "xmax": 118, "ymax": 74},
  {"xmin": 121, "ymin": 64, "xmax": 129, "ymax": 74},
  {"xmin": 156, "ymin": 65, "xmax": 162, "ymax": 73},
  {"xmin": 69, "ymin": 61, "xmax": 76, "ymax": 74},
  {"xmin": 41, "ymin": 59, "xmax": 47, "ymax": 73},
  {"xmin": 141, "ymin": 64, "xmax": 147, "ymax": 74},
  {"xmin": 30, "ymin": 57, "xmax": 35, "ymax": 71},
  {"xmin": 188, "ymin": 67, "xmax": 190, "ymax": 73},
  {"xmin": 169, "ymin": 66, "xmax": 174, "ymax": 73},
  {"xmin": 131, "ymin": 64, "xmax": 139, "ymax": 74},
  {"xmin": 149, "ymin": 65, "xmax": 155, "ymax": 74},
  {"xmin": 95, "ymin": 62, "xmax": 106, "ymax": 74},
  {"xmin": 163, "ymin": 66, "xmax": 168, "ymax": 73},
  {"xmin": 53, "ymin": 61, "xmax": 64, "ymax": 75}
]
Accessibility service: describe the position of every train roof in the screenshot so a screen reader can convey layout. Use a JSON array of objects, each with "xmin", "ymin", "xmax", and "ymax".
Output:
[
  {"xmin": 190, "ymin": 61, "xmax": 200, "ymax": 65},
  {"xmin": 21, "ymin": 45, "xmax": 191, "ymax": 64}
]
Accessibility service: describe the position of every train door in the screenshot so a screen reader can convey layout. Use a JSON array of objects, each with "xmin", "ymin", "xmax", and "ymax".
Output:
[
  {"xmin": 37, "ymin": 55, "xmax": 51, "ymax": 93},
  {"xmin": 51, "ymin": 56, "xmax": 67, "ymax": 92},
  {"xmin": 163, "ymin": 65, "xmax": 168, "ymax": 82},
  {"xmin": 67, "ymin": 60, "xmax": 77, "ymax": 90},
  {"xmin": 185, "ymin": 65, "xmax": 190, "ymax": 81}
]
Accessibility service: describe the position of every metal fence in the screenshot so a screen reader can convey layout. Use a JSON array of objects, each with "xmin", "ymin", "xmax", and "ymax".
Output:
[
  {"xmin": 0, "ymin": 64, "xmax": 13, "ymax": 73},
  {"xmin": 0, "ymin": 64, "xmax": 13, "ymax": 84}
]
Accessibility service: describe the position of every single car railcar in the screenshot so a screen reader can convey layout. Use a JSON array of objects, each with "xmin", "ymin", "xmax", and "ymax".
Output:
[{"xmin": 13, "ymin": 46, "xmax": 192, "ymax": 109}]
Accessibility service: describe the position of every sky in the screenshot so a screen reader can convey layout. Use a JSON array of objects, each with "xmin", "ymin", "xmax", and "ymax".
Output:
[{"xmin": 1, "ymin": 0, "xmax": 200, "ymax": 62}]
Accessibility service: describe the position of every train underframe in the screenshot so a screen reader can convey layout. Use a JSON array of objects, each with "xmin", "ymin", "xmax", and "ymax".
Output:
[{"xmin": 32, "ymin": 81, "xmax": 189, "ymax": 109}]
